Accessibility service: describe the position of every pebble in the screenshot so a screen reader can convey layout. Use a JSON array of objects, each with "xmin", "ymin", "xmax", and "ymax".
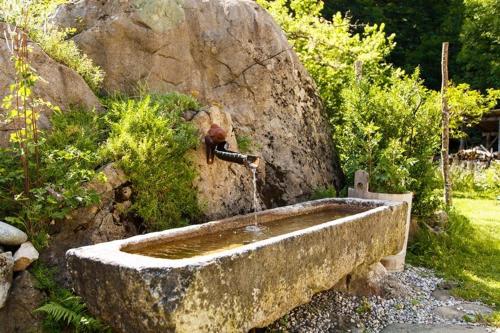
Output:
[{"xmin": 266, "ymin": 265, "xmax": 496, "ymax": 333}]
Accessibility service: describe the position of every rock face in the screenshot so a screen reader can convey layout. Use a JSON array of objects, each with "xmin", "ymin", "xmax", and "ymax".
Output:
[
  {"xmin": 0, "ymin": 23, "xmax": 101, "ymax": 147},
  {"xmin": 55, "ymin": 0, "xmax": 343, "ymax": 219},
  {"xmin": 0, "ymin": 221, "xmax": 27, "ymax": 246},
  {"xmin": 0, "ymin": 252, "xmax": 14, "ymax": 309},
  {"xmin": 66, "ymin": 198, "xmax": 407, "ymax": 332},
  {"xmin": 40, "ymin": 163, "xmax": 138, "ymax": 286},
  {"xmin": 190, "ymin": 106, "xmax": 261, "ymax": 217},
  {"xmin": 0, "ymin": 271, "xmax": 47, "ymax": 333},
  {"xmin": 13, "ymin": 242, "xmax": 39, "ymax": 271}
]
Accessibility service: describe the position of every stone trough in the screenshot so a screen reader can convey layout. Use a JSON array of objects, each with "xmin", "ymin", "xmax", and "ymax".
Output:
[{"xmin": 66, "ymin": 198, "xmax": 407, "ymax": 332}]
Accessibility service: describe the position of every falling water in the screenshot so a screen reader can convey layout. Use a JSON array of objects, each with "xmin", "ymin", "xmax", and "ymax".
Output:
[{"xmin": 251, "ymin": 167, "xmax": 259, "ymax": 225}]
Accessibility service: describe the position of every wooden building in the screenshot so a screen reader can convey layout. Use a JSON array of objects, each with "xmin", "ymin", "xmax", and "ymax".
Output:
[{"xmin": 478, "ymin": 109, "xmax": 500, "ymax": 152}]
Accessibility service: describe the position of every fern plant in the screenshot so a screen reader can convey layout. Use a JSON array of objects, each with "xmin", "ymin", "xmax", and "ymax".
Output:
[
  {"xmin": 32, "ymin": 263, "xmax": 110, "ymax": 333},
  {"xmin": 36, "ymin": 294, "xmax": 108, "ymax": 333}
]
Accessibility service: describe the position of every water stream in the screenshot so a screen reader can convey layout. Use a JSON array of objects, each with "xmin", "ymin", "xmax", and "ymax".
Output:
[{"xmin": 251, "ymin": 166, "xmax": 259, "ymax": 225}]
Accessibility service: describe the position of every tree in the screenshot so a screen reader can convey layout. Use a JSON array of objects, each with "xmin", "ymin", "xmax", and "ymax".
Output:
[
  {"xmin": 322, "ymin": 0, "xmax": 464, "ymax": 90},
  {"xmin": 257, "ymin": 0, "xmax": 395, "ymax": 116},
  {"xmin": 447, "ymin": 84, "xmax": 500, "ymax": 140},
  {"xmin": 458, "ymin": 0, "xmax": 500, "ymax": 90}
]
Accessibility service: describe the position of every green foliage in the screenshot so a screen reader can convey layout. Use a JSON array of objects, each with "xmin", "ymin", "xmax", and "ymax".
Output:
[
  {"xmin": 2, "ymin": 92, "xmax": 202, "ymax": 240},
  {"xmin": 310, "ymin": 186, "xmax": 337, "ymax": 200},
  {"xmin": 45, "ymin": 108, "xmax": 108, "ymax": 153},
  {"xmin": 32, "ymin": 263, "xmax": 110, "ymax": 333},
  {"xmin": 452, "ymin": 163, "xmax": 500, "ymax": 199},
  {"xmin": 103, "ymin": 93, "xmax": 201, "ymax": 230},
  {"xmin": 334, "ymin": 70, "xmax": 442, "ymax": 214},
  {"xmin": 0, "ymin": 108, "xmax": 104, "ymax": 248},
  {"xmin": 355, "ymin": 298, "xmax": 372, "ymax": 315},
  {"xmin": 257, "ymin": 0, "xmax": 395, "ymax": 114},
  {"xmin": 258, "ymin": 0, "xmax": 446, "ymax": 215},
  {"xmin": 0, "ymin": 20, "xmax": 103, "ymax": 242},
  {"xmin": 1, "ymin": 24, "xmax": 46, "ymax": 202},
  {"xmin": 31, "ymin": 261, "xmax": 58, "ymax": 292},
  {"xmin": 0, "ymin": 0, "xmax": 104, "ymax": 91},
  {"xmin": 458, "ymin": 0, "xmax": 500, "ymax": 90},
  {"xmin": 323, "ymin": 0, "xmax": 499, "ymax": 91},
  {"xmin": 447, "ymin": 84, "xmax": 500, "ymax": 139},
  {"xmin": 236, "ymin": 135, "xmax": 253, "ymax": 154},
  {"xmin": 322, "ymin": 0, "xmax": 464, "ymax": 90},
  {"xmin": 408, "ymin": 198, "xmax": 500, "ymax": 324}
]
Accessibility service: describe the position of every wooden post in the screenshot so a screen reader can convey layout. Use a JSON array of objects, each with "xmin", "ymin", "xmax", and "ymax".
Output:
[
  {"xmin": 354, "ymin": 60, "xmax": 363, "ymax": 83},
  {"xmin": 441, "ymin": 42, "xmax": 452, "ymax": 207}
]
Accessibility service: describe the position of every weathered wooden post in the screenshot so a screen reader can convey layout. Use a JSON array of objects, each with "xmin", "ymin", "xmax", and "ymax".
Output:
[
  {"xmin": 441, "ymin": 42, "xmax": 452, "ymax": 207},
  {"xmin": 354, "ymin": 60, "xmax": 363, "ymax": 83}
]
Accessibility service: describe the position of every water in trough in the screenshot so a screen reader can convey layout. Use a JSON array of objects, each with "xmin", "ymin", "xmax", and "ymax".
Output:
[{"xmin": 128, "ymin": 206, "xmax": 367, "ymax": 260}]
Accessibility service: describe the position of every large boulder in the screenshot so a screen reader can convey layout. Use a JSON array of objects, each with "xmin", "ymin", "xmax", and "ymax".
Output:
[
  {"xmin": 40, "ymin": 163, "xmax": 137, "ymax": 286},
  {"xmin": 190, "ymin": 106, "xmax": 260, "ymax": 217},
  {"xmin": 55, "ymin": 0, "xmax": 343, "ymax": 219},
  {"xmin": 0, "ymin": 22, "xmax": 101, "ymax": 147},
  {"xmin": 0, "ymin": 252, "xmax": 14, "ymax": 309},
  {"xmin": 0, "ymin": 271, "xmax": 47, "ymax": 333}
]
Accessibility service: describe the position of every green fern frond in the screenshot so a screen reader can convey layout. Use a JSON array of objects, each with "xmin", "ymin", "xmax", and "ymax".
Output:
[
  {"xmin": 36, "ymin": 297, "xmax": 109, "ymax": 332},
  {"xmin": 36, "ymin": 301, "xmax": 83, "ymax": 326}
]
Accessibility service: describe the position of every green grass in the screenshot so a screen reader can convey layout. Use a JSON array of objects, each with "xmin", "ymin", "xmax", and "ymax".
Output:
[{"xmin": 408, "ymin": 197, "xmax": 500, "ymax": 326}]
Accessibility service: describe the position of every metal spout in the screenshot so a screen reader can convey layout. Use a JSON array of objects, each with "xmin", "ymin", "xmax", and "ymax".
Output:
[
  {"xmin": 204, "ymin": 124, "xmax": 260, "ymax": 169},
  {"xmin": 214, "ymin": 143, "xmax": 260, "ymax": 169}
]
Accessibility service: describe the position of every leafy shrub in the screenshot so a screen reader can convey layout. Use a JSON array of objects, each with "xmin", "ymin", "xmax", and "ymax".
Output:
[
  {"xmin": 258, "ymin": 0, "xmax": 500, "ymax": 216},
  {"xmin": 103, "ymin": 93, "xmax": 201, "ymax": 230},
  {"xmin": 1, "ymin": 92, "xmax": 203, "ymax": 242},
  {"xmin": 0, "ymin": 108, "xmax": 104, "ymax": 248},
  {"xmin": 334, "ymin": 70, "xmax": 442, "ymax": 215},
  {"xmin": 447, "ymin": 84, "xmax": 500, "ymax": 140},
  {"xmin": 0, "ymin": 0, "xmax": 104, "ymax": 91}
]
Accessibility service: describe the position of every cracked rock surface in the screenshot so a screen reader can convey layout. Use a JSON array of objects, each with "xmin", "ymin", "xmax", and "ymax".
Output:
[
  {"xmin": 55, "ymin": 0, "xmax": 343, "ymax": 219},
  {"xmin": 0, "ymin": 23, "xmax": 101, "ymax": 147}
]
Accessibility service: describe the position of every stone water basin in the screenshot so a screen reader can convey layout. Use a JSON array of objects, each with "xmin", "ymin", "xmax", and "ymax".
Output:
[{"xmin": 66, "ymin": 198, "xmax": 407, "ymax": 332}]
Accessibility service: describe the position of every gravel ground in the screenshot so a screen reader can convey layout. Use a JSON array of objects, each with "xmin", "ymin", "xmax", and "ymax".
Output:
[{"xmin": 265, "ymin": 265, "xmax": 496, "ymax": 333}]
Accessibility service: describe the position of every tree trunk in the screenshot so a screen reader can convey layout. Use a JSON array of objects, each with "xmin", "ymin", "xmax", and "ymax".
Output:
[{"xmin": 441, "ymin": 42, "xmax": 452, "ymax": 207}]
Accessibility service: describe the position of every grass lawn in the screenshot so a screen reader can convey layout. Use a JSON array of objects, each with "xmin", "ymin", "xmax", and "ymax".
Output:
[{"xmin": 408, "ymin": 197, "xmax": 500, "ymax": 325}]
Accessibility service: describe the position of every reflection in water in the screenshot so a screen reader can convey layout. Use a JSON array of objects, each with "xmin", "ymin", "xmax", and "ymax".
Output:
[{"xmin": 127, "ymin": 206, "xmax": 367, "ymax": 260}]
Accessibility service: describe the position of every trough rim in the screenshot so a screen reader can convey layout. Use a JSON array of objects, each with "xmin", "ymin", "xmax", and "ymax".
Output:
[{"xmin": 66, "ymin": 197, "xmax": 405, "ymax": 269}]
